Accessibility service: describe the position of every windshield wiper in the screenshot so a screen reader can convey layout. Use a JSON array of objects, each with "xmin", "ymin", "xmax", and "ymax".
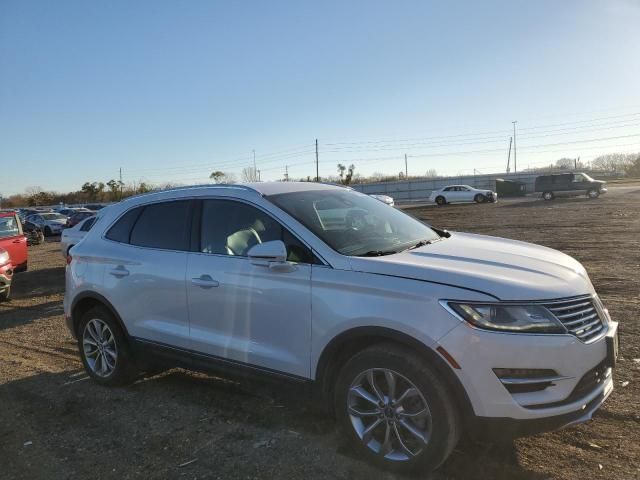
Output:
[
  {"xmin": 356, "ymin": 250, "xmax": 399, "ymax": 257},
  {"xmin": 405, "ymin": 239, "xmax": 434, "ymax": 251}
]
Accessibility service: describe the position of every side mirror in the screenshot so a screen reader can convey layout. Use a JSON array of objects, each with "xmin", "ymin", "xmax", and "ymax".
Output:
[{"xmin": 248, "ymin": 240, "xmax": 288, "ymax": 268}]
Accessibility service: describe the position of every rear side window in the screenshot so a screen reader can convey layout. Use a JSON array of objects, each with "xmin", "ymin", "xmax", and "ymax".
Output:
[
  {"xmin": 105, "ymin": 207, "xmax": 143, "ymax": 243},
  {"xmin": 129, "ymin": 201, "xmax": 191, "ymax": 250},
  {"xmin": 80, "ymin": 217, "xmax": 97, "ymax": 232}
]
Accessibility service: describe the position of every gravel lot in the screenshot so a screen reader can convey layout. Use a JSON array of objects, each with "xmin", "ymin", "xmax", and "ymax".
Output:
[{"xmin": 1, "ymin": 188, "xmax": 639, "ymax": 480}]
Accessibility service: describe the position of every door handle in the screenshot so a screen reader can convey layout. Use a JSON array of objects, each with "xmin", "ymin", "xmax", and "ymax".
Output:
[
  {"xmin": 108, "ymin": 266, "xmax": 130, "ymax": 278},
  {"xmin": 191, "ymin": 275, "xmax": 219, "ymax": 289}
]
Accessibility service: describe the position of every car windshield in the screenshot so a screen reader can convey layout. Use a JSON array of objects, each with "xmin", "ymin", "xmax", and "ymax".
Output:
[
  {"xmin": 267, "ymin": 189, "xmax": 441, "ymax": 256},
  {"xmin": 0, "ymin": 216, "xmax": 20, "ymax": 238},
  {"xmin": 41, "ymin": 213, "xmax": 66, "ymax": 220}
]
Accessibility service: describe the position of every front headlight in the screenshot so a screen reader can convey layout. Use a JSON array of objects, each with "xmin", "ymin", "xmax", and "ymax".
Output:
[
  {"xmin": 445, "ymin": 302, "xmax": 566, "ymax": 334},
  {"xmin": 0, "ymin": 250, "xmax": 10, "ymax": 266}
]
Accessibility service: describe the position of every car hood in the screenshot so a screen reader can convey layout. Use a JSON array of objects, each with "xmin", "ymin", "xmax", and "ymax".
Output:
[{"xmin": 347, "ymin": 232, "xmax": 593, "ymax": 301}]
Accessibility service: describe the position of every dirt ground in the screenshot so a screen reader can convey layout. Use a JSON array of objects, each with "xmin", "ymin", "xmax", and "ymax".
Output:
[{"xmin": 1, "ymin": 187, "xmax": 639, "ymax": 480}]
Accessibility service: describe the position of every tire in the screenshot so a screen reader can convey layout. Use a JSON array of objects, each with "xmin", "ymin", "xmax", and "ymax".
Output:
[
  {"xmin": 587, "ymin": 189, "xmax": 600, "ymax": 199},
  {"xmin": 435, "ymin": 196, "xmax": 446, "ymax": 206},
  {"xmin": 333, "ymin": 343, "xmax": 460, "ymax": 473},
  {"xmin": 0, "ymin": 287, "xmax": 10, "ymax": 302},
  {"xmin": 474, "ymin": 194, "xmax": 486, "ymax": 203},
  {"xmin": 77, "ymin": 306, "xmax": 137, "ymax": 386},
  {"xmin": 44, "ymin": 226, "xmax": 52, "ymax": 237},
  {"xmin": 542, "ymin": 191, "xmax": 554, "ymax": 201}
]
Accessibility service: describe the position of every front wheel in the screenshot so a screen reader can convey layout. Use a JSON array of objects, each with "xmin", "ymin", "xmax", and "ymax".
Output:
[
  {"xmin": 542, "ymin": 191, "xmax": 554, "ymax": 201},
  {"xmin": 474, "ymin": 194, "xmax": 486, "ymax": 203},
  {"xmin": 334, "ymin": 344, "xmax": 460, "ymax": 473},
  {"xmin": 435, "ymin": 196, "xmax": 446, "ymax": 206},
  {"xmin": 0, "ymin": 287, "xmax": 10, "ymax": 302},
  {"xmin": 587, "ymin": 189, "xmax": 600, "ymax": 199}
]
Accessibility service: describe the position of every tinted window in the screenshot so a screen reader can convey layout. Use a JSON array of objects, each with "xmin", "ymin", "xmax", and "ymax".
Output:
[
  {"xmin": 105, "ymin": 206, "xmax": 143, "ymax": 243},
  {"xmin": 80, "ymin": 217, "xmax": 97, "ymax": 232},
  {"xmin": 200, "ymin": 200, "xmax": 314, "ymax": 263},
  {"xmin": 443, "ymin": 187, "xmax": 452, "ymax": 192},
  {"xmin": 129, "ymin": 201, "xmax": 191, "ymax": 250}
]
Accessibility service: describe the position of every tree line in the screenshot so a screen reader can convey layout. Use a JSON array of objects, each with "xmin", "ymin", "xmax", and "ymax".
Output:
[{"xmin": 3, "ymin": 152, "xmax": 638, "ymax": 208}]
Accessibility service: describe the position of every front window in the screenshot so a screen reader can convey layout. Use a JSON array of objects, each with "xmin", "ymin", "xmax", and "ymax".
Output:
[
  {"xmin": 572, "ymin": 174, "xmax": 585, "ymax": 182},
  {"xmin": 267, "ymin": 189, "xmax": 441, "ymax": 256},
  {"xmin": 0, "ymin": 216, "xmax": 20, "ymax": 238}
]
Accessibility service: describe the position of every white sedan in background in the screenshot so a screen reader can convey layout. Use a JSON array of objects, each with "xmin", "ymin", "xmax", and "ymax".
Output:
[
  {"xmin": 25, "ymin": 212, "xmax": 68, "ymax": 236},
  {"xmin": 60, "ymin": 216, "xmax": 96, "ymax": 257},
  {"xmin": 429, "ymin": 185, "xmax": 497, "ymax": 206}
]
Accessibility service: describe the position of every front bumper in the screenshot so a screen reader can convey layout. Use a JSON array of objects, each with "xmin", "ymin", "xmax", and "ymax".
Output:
[
  {"xmin": 0, "ymin": 264, "xmax": 13, "ymax": 291},
  {"xmin": 470, "ymin": 380, "xmax": 613, "ymax": 438},
  {"xmin": 438, "ymin": 319, "xmax": 617, "ymax": 422}
]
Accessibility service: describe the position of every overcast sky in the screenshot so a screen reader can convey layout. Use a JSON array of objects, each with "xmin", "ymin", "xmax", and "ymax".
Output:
[{"xmin": 1, "ymin": 0, "xmax": 639, "ymax": 195}]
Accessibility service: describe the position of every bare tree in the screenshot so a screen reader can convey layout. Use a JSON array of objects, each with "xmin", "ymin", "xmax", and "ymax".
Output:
[
  {"xmin": 555, "ymin": 158, "xmax": 575, "ymax": 169},
  {"xmin": 210, "ymin": 171, "xmax": 236, "ymax": 184},
  {"xmin": 591, "ymin": 153, "xmax": 638, "ymax": 173},
  {"xmin": 424, "ymin": 169, "xmax": 438, "ymax": 179},
  {"xmin": 241, "ymin": 166, "xmax": 259, "ymax": 182},
  {"xmin": 337, "ymin": 164, "xmax": 346, "ymax": 182}
]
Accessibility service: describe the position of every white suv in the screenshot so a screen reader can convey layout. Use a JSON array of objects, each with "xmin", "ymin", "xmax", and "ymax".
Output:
[{"xmin": 64, "ymin": 182, "xmax": 618, "ymax": 473}]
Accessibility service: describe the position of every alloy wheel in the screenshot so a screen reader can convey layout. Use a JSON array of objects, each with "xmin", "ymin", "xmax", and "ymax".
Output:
[
  {"xmin": 347, "ymin": 368, "xmax": 432, "ymax": 461},
  {"xmin": 82, "ymin": 318, "xmax": 118, "ymax": 377}
]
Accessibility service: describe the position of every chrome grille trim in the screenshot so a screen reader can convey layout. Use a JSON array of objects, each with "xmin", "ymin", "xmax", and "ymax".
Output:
[{"xmin": 544, "ymin": 296, "xmax": 605, "ymax": 342}]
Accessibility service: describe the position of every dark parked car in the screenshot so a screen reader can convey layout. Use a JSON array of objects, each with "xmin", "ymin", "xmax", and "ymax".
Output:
[
  {"xmin": 66, "ymin": 211, "xmax": 95, "ymax": 228},
  {"xmin": 534, "ymin": 172, "xmax": 607, "ymax": 200},
  {"xmin": 23, "ymin": 221, "xmax": 45, "ymax": 246}
]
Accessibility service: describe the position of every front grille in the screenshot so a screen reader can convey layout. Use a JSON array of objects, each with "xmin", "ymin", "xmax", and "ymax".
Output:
[{"xmin": 544, "ymin": 296, "xmax": 604, "ymax": 342}]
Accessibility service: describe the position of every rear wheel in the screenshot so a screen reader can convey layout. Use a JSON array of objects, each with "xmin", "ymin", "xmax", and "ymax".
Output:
[
  {"xmin": 435, "ymin": 196, "xmax": 446, "ymax": 206},
  {"xmin": 587, "ymin": 189, "xmax": 600, "ymax": 199},
  {"xmin": 542, "ymin": 191, "xmax": 554, "ymax": 201},
  {"xmin": 77, "ymin": 306, "xmax": 137, "ymax": 386},
  {"xmin": 474, "ymin": 194, "xmax": 486, "ymax": 203},
  {"xmin": 334, "ymin": 344, "xmax": 460, "ymax": 473}
]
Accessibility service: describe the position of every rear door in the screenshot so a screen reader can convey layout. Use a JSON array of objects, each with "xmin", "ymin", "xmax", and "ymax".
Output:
[
  {"xmin": 102, "ymin": 200, "xmax": 193, "ymax": 348},
  {"xmin": 0, "ymin": 214, "xmax": 27, "ymax": 268}
]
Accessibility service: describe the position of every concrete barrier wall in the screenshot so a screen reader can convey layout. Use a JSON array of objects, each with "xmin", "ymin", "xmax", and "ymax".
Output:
[{"xmin": 351, "ymin": 172, "xmax": 544, "ymax": 202}]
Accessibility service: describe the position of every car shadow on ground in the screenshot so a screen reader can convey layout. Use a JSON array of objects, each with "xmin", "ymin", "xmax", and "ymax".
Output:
[
  {"xmin": 0, "ymin": 367, "xmax": 552, "ymax": 480},
  {"xmin": 11, "ymin": 266, "xmax": 65, "ymax": 299},
  {"xmin": 0, "ymin": 299, "xmax": 63, "ymax": 331}
]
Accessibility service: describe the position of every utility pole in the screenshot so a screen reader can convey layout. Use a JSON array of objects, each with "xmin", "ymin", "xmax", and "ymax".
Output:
[
  {"xmin": 315, "ymin": 139, "xmax": 319, "ymax": 182},
  {"xmin": 257, "ymin": 169, "xmax": 261, "ymax": 182},
  {"xmin": 404, "ymin": 154, "xmax": 408, "ymax": 179},
  {"xmin": 119, "ymin": 167, "xmax": 123, "ymax": 200},
  {"xmin": 284, "ymin": 165, "xmax": 289, "ymax": 182},
  {"xmin": 512, "ymin": 121, "xmax": 517, "ymax": 173},
  {"xmin": 506, "ymin": 137, "xmax": 512, "ymax": 173}
]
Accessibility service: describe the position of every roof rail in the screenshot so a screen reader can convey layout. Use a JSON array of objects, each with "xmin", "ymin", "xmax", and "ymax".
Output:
[{"xmin": 122, "ymin": 183, "xmax": 260, "ymax": 203}]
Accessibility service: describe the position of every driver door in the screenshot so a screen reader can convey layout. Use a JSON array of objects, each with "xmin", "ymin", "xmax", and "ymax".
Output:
[{"xmin": 186, "ymin": 199, "xmax": 314, "ymax": 378}]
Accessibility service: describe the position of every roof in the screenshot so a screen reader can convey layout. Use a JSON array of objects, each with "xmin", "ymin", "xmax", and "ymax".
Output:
[{"xmin": 240, "ymin": 181, "xmax": 348, "ymax": 196}]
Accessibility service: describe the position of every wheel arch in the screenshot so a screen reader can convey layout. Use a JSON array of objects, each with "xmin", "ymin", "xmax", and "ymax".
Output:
[
  {"xmin": 314, "ymin": 326, "xmax": 474, "ymax": 420},
  {"xmin": 71, "ymin": 292, "xmax": 129, "ymax": 339}
]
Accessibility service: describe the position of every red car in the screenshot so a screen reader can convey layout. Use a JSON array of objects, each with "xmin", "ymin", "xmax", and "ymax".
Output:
[
  {"xmin": 0, "ymin": 211, "xmax": 28, "ymax": 272},
  {"xmin": 0, "ymin": 248, "xmax": 13, "ymax": 301}
]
